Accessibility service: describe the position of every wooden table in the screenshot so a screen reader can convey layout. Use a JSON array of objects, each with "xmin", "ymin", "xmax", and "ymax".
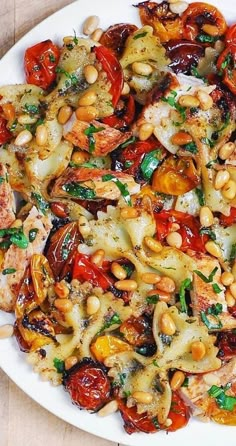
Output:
[{"xmin": 0, "ymin": 2, "xmax": 118, "ymax": 446}]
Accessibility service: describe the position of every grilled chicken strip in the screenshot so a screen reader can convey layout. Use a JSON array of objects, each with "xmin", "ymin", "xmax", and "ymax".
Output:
[{"xmin": 0, "ymin": 163, "xmax": 16, "ymax": 229}]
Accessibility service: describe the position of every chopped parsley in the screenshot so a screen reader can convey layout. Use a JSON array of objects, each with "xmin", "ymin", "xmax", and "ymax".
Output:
[
  {"xmin": 200, "ymin": 303, "xmax": 223, "ymax": 330},
  {"xmin": 195, "ymin": 188, "xmax": 205, "ymax": 206},
  {"xmin": 208, "ymin": 384, "xmax": 236, "ymax": 411},
  {"xmin": 55, "ymin": 66, "xmax": 78, "ymax": 87},
  {"xmin": 29, "ymin": 228, "xmax": 39, "ymax": 243},
  {"xmin": 133, "ymin": 31, "xmax": 148, "ymax": 40},
  {"xmin": 73, "ymin": 29, "xmax": 79, "ymax": 45},
  {"xmin": 182, "ymin": 142, "xmax": 198, "ymax": 154},
  {"xmin": 162, "ymin": 90, "xmax": 186, "ymax": 125},
  {"xmin": 212, "ymin": 283, "xmax": 223, "ymax": 294},
  {"xmin": 146, "ymin": 294, "xmax": 159, "ymax": 304},
  {"xmin": 199, "ymin": 227, "xmax": 216, "ymax": 241},
  {"xmin": 102, "ymin": 174, "xmax": 131, "ymax": 206},
  {"xmin": 22, "ymin": 103, "xmax": 39, "ymax": 115},
  {"xmin": 205, "ymin": 158, "xmax": 218, "ymax": 168},
  {"xmin": 61, "ymin": 233, "xmax": 71, "ymax": 260},
  {"xmin": 123, "ymin": 390, "xmax": 131, "ymax": 398},
  {"xmin": 230, "ymin": 243, "xmax": 236, "ymax": 263},
  {"xmin": 53, "ymin": 358, "xmax": 65, "ymax": 373},
  {"xmin": 84, "ymin": 124, "xmax": 105, "ymax": 153},
  {"xmin": 196, "ymin": 33, "xmax": 217, "ymax": 43},
  {"xmin": 2, "ymin": 268, "xmax": 17, "ymax": 275},
  {"xmin": 190, "ymin": 66, "xmax": 207, "ymax": 83},
  {"xmin": 179, "ymin": 278, "xmax": 192, "ymax": 313},
  {"xmin": 120, "ymin": 136, "xmax": 136, "ymax": 149},
  {"xmin": 181, "ymin": 377, "xmax": 189, "ymax": 388},
  {"xmin": 0, "ymin": 176, "xmax": 5, "ymax": 184},
  {"xmin": 96, "ymin": 313, "xmax": 122, "ymax": 335},
  {"xmin": 31, "ymin": 192, "xmax": 49, "ymax": 215},
  {"xmin": 62, "ymin": 183, "xmax": 96, "ymax": 199},
  {"xmin": 140, "ymin": 149, "xmax": 161, "ymax": 180},
  {"xmin": 220, "ymin": 53, "xmax": 233, "ymax": 73},
  {"xmin": 201, "ymin": 137, "xmax": 215, "ymax": 148}
]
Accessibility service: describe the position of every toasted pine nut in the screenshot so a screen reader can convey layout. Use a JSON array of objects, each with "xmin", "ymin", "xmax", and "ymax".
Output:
[
  {"xmin": 65, "ymin": 355, "xmax": 78, "ymax": 370},
  {"xmin": 0, "ymin": 324, "xmax": 14, "ymax": 339},
  {"xmin": 169, "ymin": 223, "xmax": 180, "ymax": 232},
  {"xmin": 146, "ymin": 289, "xmax": 171, "ymax": 303},
  {"xmin": 171, "ymin": 131, "xmax": 193, "ymax": 146},
  {"xmin": 139, "ymin": 123, "xmax": 154, "ymax": 141},
  {"xmin": 120, "ymin": 207, "xmax": 138, "ymax": 219},
  {"xmin": 164, "ymin": 419, "xmax": 173, "ymax": 428},
  {"xmin": 91, "ymin": 249, "xmax": 105, "ymax": 267},
  {"xmin": 91, "ymin": 27, "xmax": 103, "ymax": 42},
  {"xmin": 54, "ymin": 298, "xmax": 73, "ymax": 313},
  {"xmin": 166, "ymin": 232, "xmax": 182, "ymax": 249},
  {"xmin": 71, "ymin": 150, "xmax": 90, "ymax": 164},
  {"xmin": 214, "ymin": 170, "xmax": 230, "ymax": 190},
  {"xmin": 202, "ymin": 24, "xmax": 219, "ymax": 37},
  {"xmin": 83, "ymin": 15, "xmax": 100, "ymax": 35},
  {"xmin": 178, "ymin": 95, "xmax": 200, "ymax": 108},
  {"xmin": 111, "ymin": 262, "xmax": 127, "ymax": 280},
  {"xmin": 221, "ymin": 180, "xmax": 236, "ymax": 200},
  {"xmin": 10, "ymin": 218, "xmax": 22, "ymax": 228},
  {"xmin": 229, "ymin": 282, "xmax": 236, "ymax": 299},
  {"xmin": 63, "ymin": 35, "xmax": 74, "ymax": 45},
  {"xmin": 18, "ymin": 114, "xmax": 37, "ymax": 125},
  {"xmin": 221, "ymin": 271, "xmax": 234, "ymax": 286},
  {"xmin": 115, "ymin": 279, "xmax": 137, "ymax": 291},
  {"xmin": 78, "ymin": 90, "xmax": 97, "ymax": 107},
  {"xmin": 156, "ymin": 276, "xmax": 176, "ymax": 293},
  {"xmin": 205, "ymin": 241, "xmax": 222, "ymax": 258},
  {"xmin": 57, "ymin": 105, "xmax": 73, "ymax": 125},
  {"xmin": 78, "ymin": 215, "xmax": 91, "ymax": 237},
  {"xmin": 144, "ymin": 236, "xmax": 163, "ymax": 253},
  {"xmin": 225, "ymin": 289, "xmax": 236, "ymax": 307},
  {"xmin": 75, "ymin": 105, "xmax": 98, "ymax": 121},
  {"xmin": 219, "ymin": 142, "xmax": 235, "ymax": 160},
  {"xmin": 141, "ymin": 272, "xmax": 161, "ymax": 285},
  {"xmin": 15, "ymin": 129, "xmax": 33, "ymax": 146},
  {"xmin": 54, "ymin": 280, "xmax": 70, "ymax": 299},
  {"xmin": 98, "ymin": 400, "xmax": 118, "ymax": 417},
  {"xmin": 191, "ymin": 341, "xmax": 206, "ymax": 361},
  {"xmin": 132, "ymin": 391, "xmax": 153, "ymax": 404},
  {"xmin": 84, "ymin": 65, "xmax": 98, "ymax": 84},
  {"xmin": 170, "ymin": 371, "xmax": 185, "ymax": 391},
  {"xmin": 197, "ymin": 90, "xmax": 213, "ymax": 111},
  {"xmin": 121, "ymin": 82, "xmax": 130, "ymax": 96},
  {"xmin": 87, "ymin": 295, "xmax": 100, "ymax": 315},
  {"xmin": 2, "ymin": 103, "xmax": 15, "ymax": 121},
  {"xmin": 199, "ymin": 206, "xmax": 214, "ymax": 227},
  {"xmin": 160, "ymin": 312, "xmax": 176, "ymax": 336},
  {"xmin": 35, "ymin": 124, "xmax": 48, "ymax": 146},
  {"xmin": 132, "ymin": 62, "xmax": 153, "ymax": 76},
  {"xmin": 169, "ymin": 1, "xmax": 188, "ymax": 14}
]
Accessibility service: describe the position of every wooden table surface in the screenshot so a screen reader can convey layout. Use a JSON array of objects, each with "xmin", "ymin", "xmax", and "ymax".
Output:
[{"xmin": 0, "ymin": 2, "xmax": 118, "ymax": 446}]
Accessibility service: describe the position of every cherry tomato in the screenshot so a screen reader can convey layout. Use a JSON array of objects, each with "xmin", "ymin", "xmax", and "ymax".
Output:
[
  {"xmin": 219, "ymin": 207, "xmax": 236, "ymax": 226},
  {"xmin": 167, "ymin": 392, "xmax": 190, "ymax": 432},
  {"xmin": 182, "ymin": 2, "xmax": 227, "ymax": 42},
  {"xmin": 217, "ymin": 331, "xmax": 236, "ymax": 360},
  {"xmin": 217, "ymin": 44, "xmax": 236, "ymax": 94},
  {"xmin": 90, "ymin": 335, "xmax": 132, "ymax": 362},
  {"xmin": 63, "ymin": 359, "xmax": 111, "ymax": 411},
  {"xmin": 94, "ymin": 45, "xmax": 124, "ymax": 107},
  {"xmin": 24, "ymin": 40, "xmax": 60, "ymax": 89},
  {"xmin": 102, "ymin": 95, "xmax": 136, "ymax": 129},
  {"xmin": 100, "ymin": 23, "xmax": 138, "ymax": 57},
  {"xmin": 50, "ymin": 202, "xmax": 69, "ymax": 219},
  {"xmin": 164, "ymin": 39, "xmax": 204, "ymax": 74},
  {"xmin": 226, "ymin": 24, "xmax": 236, "ymax": 45},
  {"xmin": 119, "ymin": 316, "xmax": 155, "ymax": 348},
  {"xmin": 118, "ymin": 398, "xmax": 160, "ymax": 434},
  {"xmin": 15, "ymin": 267, "xmax": 37, "ymax": 318},
  {"xmin": 0, "ymin": 116, "xmax": 12, "ymax": 144},
  {"xmin": 73, "ymin": 252, "xmax": 114, "ymax": 290},
  {"xmin": 30, "ymin": 254, "xmax": 54, "ymax": 304},
  {"xmin": 15, "ymin": 310, "xmax": 56, "ymax": 352}
]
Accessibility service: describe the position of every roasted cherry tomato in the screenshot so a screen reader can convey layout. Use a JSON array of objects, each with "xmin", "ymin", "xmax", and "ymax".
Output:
[
  {"xmin": 94, "ymin": 45, "xmax": 124, "ymax": 107},
  {"xmin": 119, "ymin": 315, "xmax": 155, "ymax": 347},
  {"xmin": 102, "ymin": 95, "xmax": 136, "ymax": 129},
  {"xmin": 63, "ymin": 358, "xmax": 111, "ymax": 412},
  {"xmin": 152, "ymin": 156, "xmax": 200, "ymax": 196},
  {"xmin": 219, "ymin": 207, "xmax": 236, "ymax": 226},
  {"xmin": 211, "ymin": 405, "xmax": 236, "ymax": 426},
  {"xmin": 73, "ymin": 252, "xmax": 114, "ymax": 291},
  {"xmin": 15, "ymin": 267, "xmax": 37, "ymax": 318},
  {"xmin": 90, "ymin": 335, "xmax": 132, "ymax": 362},
  {"xmin": 100, "ymin": 23, "xmax": 138, "ymax": 57},
  {"xmin": 164, "ymin": 39, "xmax": 204, "ymax": 74},
  {"xmin": 30, "ymin": 254, "xmax": 54, "ymax": 304},
  {"xmin": 217, "ymin": 330, "xmax": 236, "ymax": 360},
  {"xmin": 118, "ymin": 398, "xmax": 160, "ymax": 434},
  {"xmin": 24, "ymin": 39, "xmax": 60, "ymax": 89},
  {"xmin": 15, "ymin": 310, "xmax": 56, "ymax": 352},
  {"xmin": 182, "ymin": 2, "xmax": 227, "ymax": 42},
  {"xmin": 217, "ymin": 44, "xmax": 236, "ymax": 94},
  {"xmin": 167, "ymin": 392, "xmax": 190, "ymax": 432},
  {"xmin": 0, "ymin": 115, "xmax": 12, "ymax": 144},
  {"xmin": 226, "ymin": 24, "xmax": 236, "ymax": 45}
]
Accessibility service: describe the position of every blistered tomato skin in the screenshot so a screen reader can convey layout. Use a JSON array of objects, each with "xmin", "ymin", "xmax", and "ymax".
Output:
[
  {"xmin": 24, "ymin": 39, "xmax": 60, "ymax": 89},
  {"xmin": 118, "ymin": 399, "xmax": 160, "ymax": 434},
  {"xmin": 182, "ymin": 2, "xmax": 227, "ymax": 42}
]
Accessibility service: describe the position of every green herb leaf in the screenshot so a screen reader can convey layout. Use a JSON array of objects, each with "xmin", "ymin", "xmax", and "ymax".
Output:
[
  {"xmin": 122, "ymin": 264, "xmax": 133, "ymax": 278},
  {"xmin": 196, "ymin": 34, "xmax": 217, "ymax": 43},
  {"xmin": 205, "ymin": 158, "xmax": 218, "ymax": 168},
  {"xmin": 102, "ymin": 174, "xmax": 131, "ymax": 206},
  {"xmin": 53, "ymin": 358, "xmax": 65, "ymax": 373},
  {"xmin": 208, "ymin": 384, "xmax": 236, "ymax": 411},
  {"xmin": 230, "ymin": 243, "xmax": 236, "ymax": 263},
  {"xmin": 140, "ymin": 149, "xmax": 161, "ymax": 180},
  {"xmin": 162, "ymin": 90, "xmax": 186, "ymax": 125},
  {"xmin": 49, "ymin": 54, "xmax": 56, "ymax": 63},
  {"xmin": 69, "ymin": 161, "xmax": 96, "ymax": 168},
  {"xmin": 152, "ymin": 417, "xmax": 160, "ymax": 429},
  {"xmin": 201, "ymin": 137, "xmax": 215, "ymax": 148},
  {"xmin": 120, "ymin": 136, "xmax": 136, "ymax": 149},
  {"xmin": 31, "ymin": 192, "xmax": 49, "ymax": 215},
  {"xmin": 182, "ymin": 377, "xmax": 189, "ymax": 387},
  {"xmin": 195, "ymin": 188, "xmax": 205, "ymax": 206},
  {"xmin": 182, "ymin": 142, "xmax": 198, "ymax": 154},
  {"xmin": 29, "ymin": 228, "xmax": 39, "ymax": 242},
  {"xmin": 10, "ymin": 231, "xmax": 29, "ymax": 249},
  {"xmin": 207, "ymin": 303, "xmax": 223, "ymax": 316},
  {"xmin": 200, "ymin": 311, "xmax": 223, "ymax": 330},
  {"xmin": 2, "ymin": 268, "xmax": 17, "ymax": 275},
  {"xmin": 123, "ymin": 390, "xmax": 131, "ymax": 398},
  {"xmin": 0, "ymin": 176, "xmax": 5, "ymax": 184},
  {"xmin": 179, "ymin": 278, "xmax": 192, "ymax": 313},
  {"xmin": 84, "ymin": 124, "xmax": 105, "ymax": 153},
  {"xmin": 62, "ymin": 183, "xmax": 96, "ymax": 199},
  {"xmin": 118, "ymin": 372, "xmax": 127, "ymax": 386},
  {"xmin": 97, "ymin": 312, "xmax": 122, "ymax": 335},
  {"xmin": 153, "ymin": 359, "xmax": 159, "ymax": 367},
  {"xmin": 61, "ymin": 233, "xmax": 71, "ymax": 260},
  {"xmin": 133, "ymin": 31, "xmax": 148, "ymax": 40},
  {"xmin": 146, "ymin": 294, "xmax": 159, "ymax": 304},
  {"xmin": 190, "ymin": 66, "xmax": 207, "ymax": 83},
  {"xmin": 124, "ymin": 160, "xmax": 134, "ymax": 168},
  {"xmin": 199, "ymin": 227, "xmax": 216, "ymax": 241},
  {"xmin": 194, "ymin": 266, "xmax": 218, "ymax": 283},
  {"xmin": 212, "ymin": 283, "xmax": 223, "ymax": 294},
  {"xmin": 22, "ymin": 103, "xmax": 39, "ymax": 115}
]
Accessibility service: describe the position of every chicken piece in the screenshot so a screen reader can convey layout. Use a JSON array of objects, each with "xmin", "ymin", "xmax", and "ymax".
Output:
[
  {"xmin": 0, "ymin": 163, "xmax": 16, "ymax": 229},
  {"xmin": 51, "ymin": 167, "xmax": 140, "ymax": 201},
  {"xmin": 0, "ymin": 206, "xmax": 52, "ymax": 312},
  {"xmin": 63, "ymin": 116, "xmax": 132, "ymax": 156}
]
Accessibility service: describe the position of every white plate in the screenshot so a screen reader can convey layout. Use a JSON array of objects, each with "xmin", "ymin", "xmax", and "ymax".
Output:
[{"xmin": 0, "ymin": 0, "xmax": 235, "ymax": 444}]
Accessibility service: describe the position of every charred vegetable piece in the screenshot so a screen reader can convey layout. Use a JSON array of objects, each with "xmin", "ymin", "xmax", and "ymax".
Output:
[
  {"xmin": 24, "ymin": 39, "xmax": 60, "ymax": 89},
  {"xmin": 164, "ymin": 39, "xmax": 204, "ymax": 74},
  {"xmin": 119, "ymin": 315, "xmax": 155, "ymax": 348},
  {"xmin": 217, "ymin": 44, "xmax": 236, "ymax": 95},
  {"xmin": 102, "ymin": 95, "xmax": 136, "ymax": 130},
  {"xmin": 0, "ymin": 116, "xmax": 12, "ymax": 144},
  {"xmin": 118, "ymin": 398, "xmax": 160, "ymax": 434},
  {"xmin": 217, "ymin": 331, "xmax": 236, "ymax": 360},
  {"xmin": 15, "ymin": 310, "xmax": 56, "ymax": 352},
  {"xmin": 100, "ymin": 23, "xmax": 138, "ymax": 57},
  {"xmin": 30, "ymin": 254, "xmax": 54, "ymax": 304},
  {"xmin": 182, "ymin": 2, "xmax": 227, "ymax": 42},
  {"xmin": 15, "ymin": 267, "xmax": 37, "ymax": 318},
  {"xmin": 90, "ymin": 335, "xmax": 132, "ymax": 362},
  {"xmin": 73, "ymin": 252, "xmax": 114, "ymax": 291}
]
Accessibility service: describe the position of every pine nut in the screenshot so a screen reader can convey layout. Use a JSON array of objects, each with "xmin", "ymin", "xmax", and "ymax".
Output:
[
  {"xmin": 139, "ymin": 123, "xmax": 154, "ymax": 141},
  {"xmin": 164, "ymin": 418, "xmax": 173, "ymax": 428},
  {"xmin": 84, "ymin": 65, "xmax": 98, "ymax": 84},
  {"xmin": 221, "ymin": 271, "xmax": 234, "ymax": 286},
  {"xmin": 199, "ymin": 206, "xmax": 214, "ymax": 227},
  {"xmin": 98, "ymin": 400, "xmax": 118, "ymax": 417},
  {"xmin": 2, "ymin": 103, "xmax": 15, "ymax": 121},
  {"xmin": 202, "ymin": 24, "xmax": 219, "ymax": 37},
  {"xmin": 229, "ymin": 282, "xmax": 236, "ymax": 299},
  {"xmin": 87, "ymin": 295, "xmax": 100, "ymax": 315},
  {"xmin": 144, "ymin": 236, "xmax": 163, "ymax": 253},
  {"xmin": 0, "ymin": 324, "xmax": 14, "ymax": 339},
  {"xmin": 221, "ymin": 180, "xmax": 236, "ymax": 200},
  {"xmin": 196, "ymin": 90, "xmax": 213, "ymax": 111},
  {"xmin": 169, "ymin": 223, "xmax": 180, "ymax": 232},
  {"xmin": 54, "ymin": 280, "xmax": 70, "ymax": 299},
  {"xmin": 141, "ymin": 273, "xmax": 161, "ymax": 285},
  {"xmin": 219, "ymin": 142, "xmax": 235, "ymax": 160},
  {"xmin": 120, "ymin": 207, "xmax": 138, "ymax": 219},
  {"xmin": 71, "ymin": 150, "xmax": 90, "ymax": 164},
  {"xmin": 166, "ymin": 231, "xmax": 182, "ymax": 249},
  {"xmin": 90, "ymin": 249, "xmax": 105, "ymax": 267},
  {"xmin": 132, "ymin": 62, "xmax": 153, "ymax": 76},
  {"xmin": 160, "ymin": 312, "xmax": 176, "ymax": 336},
  {"xmin": 65, "ymin": 355, "xmax": 78, "ymax": 370},
  {"xmin": 121, "ymin": 82, "xmax": 130, "ymax": 96},
  {"xmin": 54, "ymin": 298, "xmax": 73, "ymax": 313},
  {"xmin": 169, "ymin": 1, "xmax": 188, "ymax": 14},
  {"xmin": 111, "ymin": 262, "xmax": 127, "ymax": 280},
  {"xmin": 63, "ymin": 36, "xmax": 74, "ymax": 45},
  {"xmin": 178, "ymin": 95, "xmax": 200, "ymax": 108},
  {"xmin": 35, "ymin": 124, "xmax": 48, "ymax": 146},
  {"xmin": 156, "ymin": 276, "xmax": 176, "ymax": 293},
  {"xmin": 132, "ymin": 391, "xmax": 153, "ymax": 404},
  {"xmin": 191, "ymin": 341, "xmax": 206, "ymax": 361},
  {"xmin": 205, "ymin": 241, "xmax": 222, "ymax": 258},
  {"xmin": 75, "ymin": 106, "xmax": 98, "ymax": 122},
  {"xmin": 14, "ymin": 129, "xmax": 33, "ymax": 146},
  {"xmin": 146, "ymin": 289, "xmax": 171, "ymax": 303},
  {"xmin": 78, "ymin": 90, "xmax": 97, "ymax": 107},
  {"xmin": 10, "ymin": 218, "xmax": 22, "ymax": 228},
  {"xmin": 203, "ymin": 373, "xmax": 220, "ymax": 386},
  {"xmin": 83, "ymin": 15, "xmax": 100, "ymax": 35},
  {"xmin": 214, "ymin": 170, "xmax": 230, "ymax": 190},
  {"xmin": 91, "ymin": 27, "xmax": 103, "ymax": 42},
  {"xmin": 57, "ymin": 105, "xmax": 73, "ymax": 125},
  {"xmin": 115, "ymin": 279, "xmax": 138, "ymax": 291},
  {"xmin": 170, "ymin": 371, "xmax": 185, "ymax": 391},
  {"xmin": 225, "ymin": 289, "xmax": 236, "ymax": 307},
  {"xmin": 78, "ymin": 215, "xmax": 91, "ymax": 237},
  {"xmin": 171, "ymin": 131, "xmax": 193, "ymax": 146}
]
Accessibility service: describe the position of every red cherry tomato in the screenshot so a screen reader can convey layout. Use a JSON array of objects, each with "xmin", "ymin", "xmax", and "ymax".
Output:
[
  {"xmin": 219, "ymin": 207, "xmax": 236, "ymax": 226},
  {"xmin": 118, "ymin": 399, "xmax": 160, "ymax": 434},
  {"xmin": 100, "ymin": 23, "xmax": 138, "ymax": 57},
  {"xmin": 217, "ymin": 330, "xmax": 236, "ymax": 360},
  {"xmin": 73, "ymin": 252, "xmax": 114, "ymax": 290},
  {"xmin": 24, "ymin": 40, "xmax": 60, "ymax": 89},
  {"xmin": 225, "ymin": 24, "xmax": 236, "ymax": 45},
  {"xmin": 182, "ymin": 2, "xmax": 227, "ymax": 42},
  {"xmin": 94, "ymin": 45, "xmax": 124, "ymax": 107},
  {"xmin": 0, "ymin": 116, "xmax": 12, "ymax": 144},
  {"xmin": 217, "ymin": 44, "xmax": 236, "ymax": 94},
  {"xmin": 102, "ymin": 95, "xmax": 136, "ymax": 129},
  {"xmin": 167, "ymin": 392, "xmax": 190, "ymax": 432}
]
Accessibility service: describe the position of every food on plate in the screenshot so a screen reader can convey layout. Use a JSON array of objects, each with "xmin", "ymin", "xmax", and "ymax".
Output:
[{"xmin": 0, "ymin": 0, "xmax": 236, "ymax": 436}]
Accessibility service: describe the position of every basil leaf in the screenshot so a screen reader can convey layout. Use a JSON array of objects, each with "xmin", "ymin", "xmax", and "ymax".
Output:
[
  {"xmin": 97, "ymin": 312, "xmax": 122, "ymax": 335},
  {"xmin": 133, "ymin": 31, "xmax": 148, "ymax": 40},
  {"xmin": 10, "ymin": 232, "xmax": 29, "ymax": 249},
  {"xmin": 102, "ymin": 174, "xmax": 131, "ymax": 206},
  {"xmin": 179, "ymin": 278, "xmax": 192, "ymax": 313},
  {"xmin": 84, "ymin": 124, "xmax": 105, "ymax": 153},
  {"xmin": 197, "ymin": 34, "xmax": 217, "ymax": 43},
  {"xmin": 31, "ymin": 192, "xmax": 49, "ymax": 215},
  {"xmin": 199, "ymin": 228, "xmax": 216, "ymax": 241},
  {"xmin": 29, "ymin": 228, "xmax": 39, "ymax": 242},
  {"xmin": 194, "ymin": 266, "xmax": 218, "ymax": 283},
  {"xmin": 120, "ymin": 136, "xmax": 136, "ymax": 149},
  {"xmin": 182, "ymin": 377, "xmax": 189, "ymax": 387},
  {"xmin": 53, "ymin": 358, "xmax": 65, "ymax": 373},
  {"xmin": 191, "ymin": 66, "xmax": 207, "ymax": 83},
  {"xmin": 230, "ymin": 243, "xmax": 236, "ymax": 263},
  {"xmin": 140, "ymin": 149, "xmax": 161, "ymax": 180},
  {"xmin": 62, "ymin": 183, "xmax": 96, "ymax": 199},
  {"xmin": 162, "ymin": 90, "xmax": 186, "ymax": 124},
  {"xmin": 195, "ymin": 188, "xmax": 205, "ymax": 206},
  {"xmin": 207, "ymin": 303, "xmax": 223, "ymax": 315},
  {"xmin": 0, "ymin": 176, "xmax": 5, "ymax": 184},
  {"xmin": 208, "ymin": 385, "xmax": 236, "ymax": 412},
  {"xmin": 212, "ymin": 283, "xmax": 223, "ymax": 294},
  {"xmin": 22, "ymin": 103, "xmax": 39, "ymax": 115},
  {"xmin": 200, "ymin": 311, "xmax": 223, "ymax": 330},
  {"xmin": 182, "ymin": 142, "xmax": 198, "ymax": 154},
  {"xmin": 2, "ymin": 268, "xmax": 17, "ymax": 275},
  {"xmin": 146, "ymin": 294, "xmax": 159, "ymax": 304}
]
